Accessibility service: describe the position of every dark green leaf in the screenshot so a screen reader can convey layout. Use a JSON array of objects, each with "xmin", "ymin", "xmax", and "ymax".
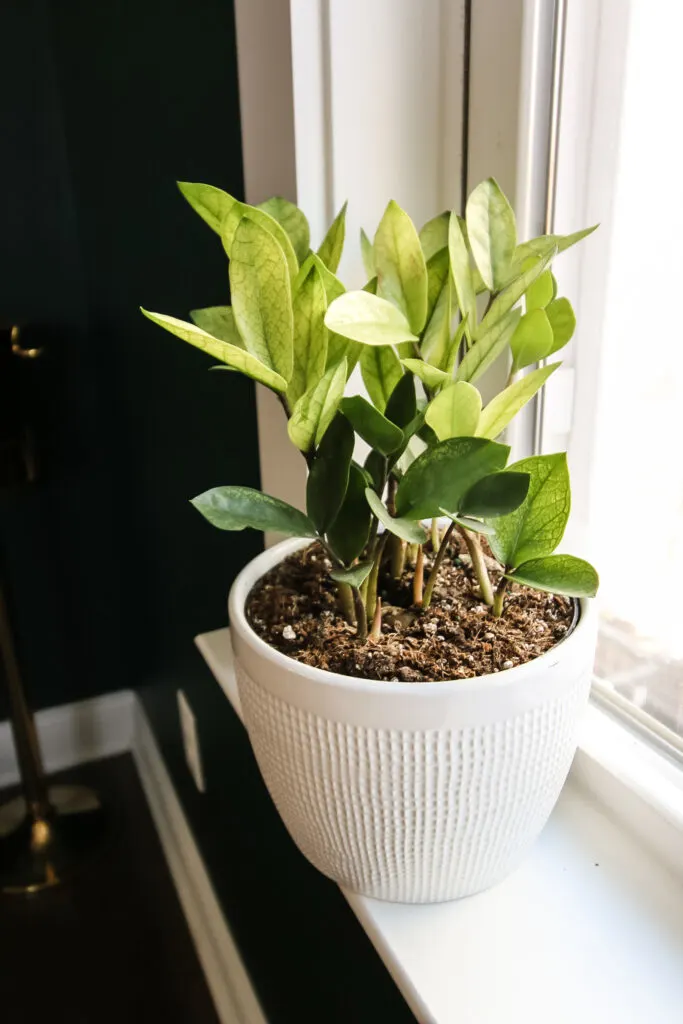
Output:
[
  {"xmin": 340, "ymin": 395, "xmax": 404, "ymax": 454},
  {"xmin": 364, "ymin": 449, "xmax": 387, "ymax": 493},
  {"xmin": 330, "ymin": 562, "xmax": 374, "ymax": 588},
  {"xmin": 191, "ymin": 486, "xmax": 316, "ymax": 537},
  {"xmin": 508, "ymin": 555, "xmax": 599, "ymax": 598},
  {"xmin": 327, "ymin": 463, "xmax": 372, "ymax": 564},
  {"xmin": 460, "ymin": 471, "xmax": 530, "ymax": 518},
  {"xmin": 395, "ymin": 437, "xmax": 509, "ymax": 521},
  {"xmin": 306, "ymin": 414, "xmax": 354, "ymax": 533},
  {"xmin": 487, "ymin": 453, "xmax": 570, "ymax": 568},
  {"xmin": 364, "ymin": 489, "xmax": 428, "ymax": 543},
  {"xmin": 384, "ymin": 373, "xmax": 417, "ymax": 429},
  {"xmin": 317, "ymin": 201, "xmax": 348, "ymax": 273}
]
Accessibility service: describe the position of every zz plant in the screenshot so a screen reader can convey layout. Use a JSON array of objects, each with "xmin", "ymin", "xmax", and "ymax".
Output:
[{"xmin": 142, "ymin": 177, "xmax": 598, "ymax": 641}]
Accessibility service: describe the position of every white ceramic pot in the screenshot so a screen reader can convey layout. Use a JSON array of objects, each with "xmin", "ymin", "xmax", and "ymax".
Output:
[{"xmin": 229, "ymin": 538, "xmax": 597, "ymax": 904}]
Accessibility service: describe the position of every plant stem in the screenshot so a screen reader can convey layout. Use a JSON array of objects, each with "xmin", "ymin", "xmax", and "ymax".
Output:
[
  {"xmin": 423, "ymin": 521, "xmax": 455, "ymax": 609},
  {"xmin": 387, "ymin": 476, "xmax": 398, "ymax": 515},
  {"xmin": 492, "ymin": 575, "xmax": 510, "ymax": 618},
  {"xmin": 459, "ymin": 528, "xmax": 494, "ymax": 606},
  {"xmin": 430, "ymin": 518, "xmax": 440, "ymax": 551},
  {"xmin": 413, "ymin": 543, "xmax": 425, "ymax": 606},
  {"xmin": 369, "ymin": 597, "xmax": 383, "ymax": 640},
  {"xmin": 389, "ymin": 536, "xmax": 406, "ymax": 578},
  {"xmin": 366, "ymin": 533, "xmax": 388, "ymax": 626},
  {"xmin": 352, "ymin": 586, "xmax": 368, "ymax": 640},
  {"xmin": 337, "ymin": 581, "xmax": 356, "ymax": 626},
  {"xmin": 406, "ymin": 542, "xmax": 419, "ymax": 567}
]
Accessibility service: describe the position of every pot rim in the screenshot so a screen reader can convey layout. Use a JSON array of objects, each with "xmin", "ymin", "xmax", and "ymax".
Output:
[{"xmin": 229, "ymin": 537, "xmax": 595, "ymax": 696}]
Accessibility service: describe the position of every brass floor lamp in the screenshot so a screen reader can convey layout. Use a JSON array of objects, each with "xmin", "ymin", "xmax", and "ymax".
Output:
[{"xmin": 0, "ymin": 325, "xmax": 106, "ymax": 895}]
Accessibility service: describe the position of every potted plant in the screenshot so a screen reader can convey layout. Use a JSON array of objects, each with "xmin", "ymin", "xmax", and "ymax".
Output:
[{"xmin": 142, "ymin": 178, "xmax": 599, "ymax": 903}]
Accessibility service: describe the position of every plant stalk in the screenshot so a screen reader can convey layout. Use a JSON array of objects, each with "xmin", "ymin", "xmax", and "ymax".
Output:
[
  {"xmin": 459, "ymin": 529, "xmax": 494, "ymax": 607},
  {"xmin": 369, "ymin": 597, "xmax": 383, "ymax": 640},
  {"xmin": 406, "ymin": 542, "xmax": 419, "ymax": 567},
  {"xmin": 430, "ymin": 518, "xmax": 440, "ymax": 552},
  {"xmin": 389, "ymin": 536, "xmax": 406, "ymax": 578},
  {"xmin": 366, "ymin": 533, "xmax": 388, "ymax": 626},
  {"xmin": 352, "ymin": 586, "xmax": 368, "ymax": 640},
  {"xmin": 492, "ymin": 576, "xmax": 510, "ymax": 618},
  {"xmin": 413, "ymin": 543, "xmax": 425, "ymax": 606},
  {"xmin": 337, "ymin": 581, "xmax": 356, "ymax": 626},
  {"xmin": 423, "ymin": 521, "xmax": 455, "ymax": 609}
]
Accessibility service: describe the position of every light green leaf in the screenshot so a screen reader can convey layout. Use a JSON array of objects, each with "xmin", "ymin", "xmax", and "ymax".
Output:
[
  {"xmin": 449, "ymin": 212, "xmax": 477, "ymax": 343},
  {"xmin": 425, "ymin": 247, "xmax": 451, "ymax": 325},
  {"xmin": 395, "ymin": 437, "xmax": 509, "ymax": 521},
  {"xmin": 230, "ymin": 217, "xmax": 294, "ymax": 382},
  {"xmin": 330, "ymin": 562, "xmax": 374, "ymax": 588},
  {"xmin": 477, "ymin": 362, "xmax": 560, "ymax": 439},
  {"xmin": 374, "ymin": 200, "xmax": 428, "ymax": 334},
  {"xmin": 191, "ymin": 485, "xmax": 317, "ymax": 537},
  {"xmin": 360, "ymin": 345, "xmax": 404, "ymax": 412},
  {"xmin": 512, "ymin": 224, "xmax": 598, "ymax": 267},
  {"xmin": 508, "ymin": 554, "xmax": 599, "ymax": 598},
  {"xmin": 317, "ymin": 201, "xmax": 347, "ymax": 273},
  {"xmin": 287, "ymin": 261, "xmax": 328, "ymax": 407},
  {"xmin": 340, "ymin": 396, "xmax": 404, "ymax": 454},
  {"xmin": 177, "ymin": 181, "xmax": 236, "ymax": 234},
  {"xmin": 299, "ymin": 252, "xmax": 345, "ymax": 303},
  {"xmin": 222, "ymin": 204, "xmax": 299, "ymax": 280},
  {"xmin": 425, "ymin": 381, "xmax": 482, "ymax": 440},
  {"xmin": 393, "ymin": 432, "xmax": 428, "ymax": 479},
  {"xmin": 487, "ymin": 453, "xmax": 570, "ymax": 568},
  {"xmin": 456, "ymin": 308, "xmax": 522, "ymax": 384},
  {"xmin": 360, "ymin": 228, "xmax": 375, "ymax": 278},
  {"xmin": 525, "ymin": 269, "xmax": 554, "ymax": 311},
  {"xmin": 510, "ymin": 308, "xmax": 554, "ymax": 372},
  {"xmin": 325, "ymin": 291, "xmax": 418, "ymax": 347},
  {"xmin": 364, "ymin": 489, "xmax": 427, "ymax": 544},
  {"xmin": 327, "ymin": 463, "xmax": 373, "ymax": 565},
  {"xmin": 257, "ymin": 196, "xmax": 310, "ymax": 264},
  {"xmin": 190, "ymin": 306, "xmax": 244, "ymax": 347},
  {"xmin": 401, "ymin": 358, "xmax": 451, "ymax": 390},
  {"xmin": 287, "ymin": 358, "xmax": 347, "ymax": 452},
  {"xmin": 421, "ymin": 276, "xmax": 452, "ymax": 371},
  {"xmin": 546, "ymin": 298, "xmax": 576, "ymax": 354},
  {"xmin": 475, "ymin": 248, "xmax": 555, "ymax": 340},
  {"xmin": 140, "ymin": 309, "xmax": 287, "ymax": 391},
  {"xmin": 306, "ymin": 413, "xmax": 354, "ymax": 534},
  {"xmin": 460, "ymin": 471, "xmax": 530, "ymax": 518},
  {"xmin": 419, "ymin": 212, "xmax": 450, "ymax": 261},
  {"xmin": 439, "ymin": 510, "xmax": 495, "ymax": 536},
  {"xmin": 465, "ymin": 177, "xmax": 517, "ymax": 291},
  {"xmin": 445, "ymin": 317, "xmax": 469, "ymax": 374}
]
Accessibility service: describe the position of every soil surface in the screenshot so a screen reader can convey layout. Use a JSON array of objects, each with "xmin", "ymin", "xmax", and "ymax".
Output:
[{"xmin": 246, "ymin": 538, "xmax": 575, "ymax": 682}]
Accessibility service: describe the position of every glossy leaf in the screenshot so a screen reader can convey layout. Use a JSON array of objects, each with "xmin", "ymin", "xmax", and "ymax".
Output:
[
  {"xmin": 508, "ymin": 554, "xmax": 599, "ymax": 598},
  {"xmin": 384, "ymin": 374, "xmax": 417, "ymax": 430},
  {"xmin": 421, "ymin": 276, "xmax": 452, "ymax": 371},
  {"xmin": 393, "ymin": 432, "xmax": 428, "ymax": 479},
  {"xmin": 364, "ymin": 488, "xmax": 427, "ymax": 544},
  {"xmin": 190, "ymin": 306, "xmax": 244, "ymax": 347},
  {"xmin": 327, "ymin": 463, "xmax": 373, "ymax": 564},
  {"xmin": 324, "ymin": 291, "xmax": 418, "ymax": 347},
  {"xmin": 257, "ymin": 196, "xmax": 310, "ymax": 264},
  {"xmin": 360, "ymin": 228, "xmax": 375, "ymax": 278},
  {"xmin": 487, "ymin": 453, "xmax": 570, "ymax": 568},
  {"xmin": 424, "ymin": 381, "xmax": 482, "ymax": 440},
  {"xmin": 401, "ymin": 358, "xmax": 451, "ymax": 390},
  {"xmin": 439, "ymin": 510, "xmax": 495, "ymax": 536},
  {"xmin": 317, "ymin": 201, "xmax": 347, "ymax": 273},
  {"xmin": 460, "ymin": 471, "xmax": 530, "ymax": 518},
  {"xmin": 177, "ymin": 181, "xmax": 236, "ymax": 234},
  {"xmin": 287, "ymin": 261, "xmax": 328, "ymax": 407},
  {"xmin": 360, "ymin": 345, "xmax": 404, "ymax": 413},
  {"xmin": 222, "ymin": 204, "xmax": 299, "ymax": 280},
  {"xmin": 449, "ymin": 212, "xmax": 477, "ymax": 343},
  {"xmin": 510, "ymin": 308, "xmax": 554, "ymax": 372},
  {"xmin": 525, "ymin": 269, "xmax": 554, "ymax": 311},
  {"xmin": 374, "ymin": 200, "xmax": 428, "ymax": 334},
  {"xmin": 287, "ymin": 358, "xmax": 347, "ymax": 452},
  {"xmin": 419, "ymin": 212, "xmax": 449, "ymax": 261},
  {"xmin": 140, "ymin": 310, "xmax": 287, "ymax": 391},
  {"xmin": 340, "ymin": 396, "xmax": 404, "ymax": 454},
  {"xmin": 306, "ymin": 413, "xmax": 354, "ymax": 534},
  {"xmin": 191, "ymin": 485, "xmax": 316, "ymax": 537},
  {"xmin": 330, "ymin": 561, "xmax": 374, "ymax": 588},
  {"xmin": 425, "ymin": 247, "xmax": 451, "ymax": 324},
  {"xmin": 477, "ymin": 362, "xmax": 560, "ymax": 439},
  {"xmin": 475, "ymin": 248, "xmax": 555, "ymax": 340},
  {"xmin": 456, "ymin": 308, "xmax": 522, "ymax": 384},
  {"xmin": 230, "ymin": 216, "xmax": 294, "ymax": 382},
  {"xmin": 465, "ymin": 177, "xmax": 517, "ymax": 291},
  {"xmin": 364, "ymin": 449, "xmax": 387, "ymax": 493},
  {"xmin": 546, "ymin": 297, "xmax": 576, "ymax": 354},
  {"xmin": 395, "ymin": 437, "xmax": 509, "ymax": 521}
]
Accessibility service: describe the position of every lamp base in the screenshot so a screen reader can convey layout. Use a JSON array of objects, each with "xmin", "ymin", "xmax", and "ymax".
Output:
[{"xmin": 0, "ymin": 785, "xmax": 106, "ymax": 895}]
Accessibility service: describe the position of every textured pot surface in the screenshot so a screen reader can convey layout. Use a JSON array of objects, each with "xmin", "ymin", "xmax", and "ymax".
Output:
[{"xmin": 229, "ymin": 539, "xmax": 597, "ymax": 903}]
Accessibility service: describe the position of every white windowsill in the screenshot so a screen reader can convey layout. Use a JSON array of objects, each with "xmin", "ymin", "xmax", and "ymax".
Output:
[{"xmin": 196, "ymin": 628, "xmax": 683, "ymax": 1024}]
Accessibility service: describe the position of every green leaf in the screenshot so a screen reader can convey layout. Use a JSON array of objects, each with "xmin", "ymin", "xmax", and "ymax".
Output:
[
  {"xmin": 421, "ymin": 276, "xmax": 452, "ymax": 371},
  {"xmin": 449, "ymin": 212, "xmax": 477, "ymax": 343},
  {"xmin": 487, "ymin": 453, "xmax": 570, "ymax": 568},
  {"xmin": 546, "ymin": 298, "xmax": 576, "ymax": 354},
  {"xmin": 425, "ymin": 247, "xmax": 451, "ymax": 324},
  {"xmin": 364, "ymin": 489, "xmax": 427, "ymax": 544},
  {"xmin": 190, "ymin": 306, "xmax": 244, "ymax": 347},
  {"xmin": 340, "ymin": 396, "xmax": 404, "ymax": 454},
  {"xmin": 324, "ymin": 291, "xmax": 418, "ymax": 347},
  {"xmin": 456, "ymin": 308, "xmax": 522, "ymax": 385},
  {"xmin": 445, "ymin": 316, "xmax": 469, "ymax": 374},
  {"xmin": 512, "ymin": 224, "xmax": 598, "ymax": 267},
  {"xmin": 460, "ymin": 471, "xmax": 530, "ymax": 518},
  {"xmin": 477, "ymin": 362, "xmax": 560, "ymax": 439},
  {"xmin": 465, "ymin": 178, "xmax": 517, "ymax": 291},
  {"xmin": 384, "ymin": 374, "xmax": 417, "ymax": 430},
  {"xmin": 287, "ymin": 261, "xmax": 328, "ymax": 407},
  {"xmin": 177, "ymin": 181, "xmax": 236, "ymax": 234},
  {"xmin": 287, "ymin": 358, "xmax": 347, "ymax": 453},
  {"xmin": 230, "ymin": 217, "xmax": 294, "ymax": 382},
  {"xmin": 222, "ymin": 203, "xmax": 299, "ymax": 280},
  {"xmin": 439, "ymin": 510, "xmax": 495, "ymax": 536},
  {"xmin": 510, "ymin": 308, "xmax": 554, "ymax": 372},
  {"xmin": 360, "ymin": 228, "xmax": 375, "ymax": 278},
  {"xmin": 360, "ymin": 345, "xmax": 404, "ymax": 413},
  {"xmin": 395, "ymin": 437, "xmax": 509, "ymax": 521},
  {"xmin": 419, "ymin": 212, "xmax": 449, "ymax": 261},
  {"xmin": 191, "ymin": 485, "xmax": 317, "ymax": 537},
  {"xmin": 364, "ymin": 449, "xmax": 387, "ymax": 493},
  {"xmin": 330, "ymin": 562, "xmax": 374, "ymax": 588},
  {"xmin": 476, "ymin": 247, "xmax": 556, "ymax": 340},
  {"xmin": 508, "ymin": 554, "xmax": 599, "ymax": 598},
  {"xmin": 424, "ymin": 381, "xmax": 482, "ymax": 440},
  {"xmin": 374, "ymin": 200, "xmax": 428, "ymax": 334},
  {"xmin": 306, "ymin": 413, "xmax": 354, "ymax": 534},
  {"xmin": 401, "ymin": 358, "xmax": 451, "ymax": 390},
  {"xmin": 257, "ymin": 196, "xmax": 310, "ymax": 264},
  {"xmin": 393, "ymin": 432, "xmax": 427, "ymax": 479},
  {"xmin": 140, "ymin": 309, "xmax": 287, "ymax": 391},
  {"xmin": 317, "ymin": 201, "xmax": 347, "ymax": 273},
  {"xmin": 525, "ymin": 269, "xmax": 554, "ymax": 311},
  {"xmin": 327, "ymin": 463, "xmax": 372, "ymax": 564}
]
